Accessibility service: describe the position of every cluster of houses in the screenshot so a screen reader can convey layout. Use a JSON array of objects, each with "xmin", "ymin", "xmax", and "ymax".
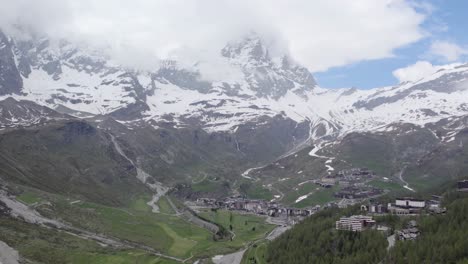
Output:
[
  {"xmin": 335, "ymin": 209, "xmax": 424, "ymax": 242},
  {"xmin": 360, "ymin": 197, "xmax": 445, "ymax": 215},
  {"xmin": 196, "ymin": 196, "xmax": 321, "ymax": 218},
  {"xmin": 315, "ymin": 167, "xmax": 386, "ymax": 200},
  {"xmin": 333, "ymin": 179, "xmax": 468, "ymax": 240},
  {"xmin": 314, "ymin": 168, "xmax": 378, "ymax": 188},
  {"xmin": 334, "ymin": 168, "xmax": 376, "ymax": 184},
  {"xmin": 335, "ymin": 214, "xmax": 423, "ymax": 239},
  {"xmin": 335, "ymin": 186, "xmax": 383, "ymax": 199},
  {"xmin": 315, "ymin": 178, "xmax": 335, "ymax": 188}
]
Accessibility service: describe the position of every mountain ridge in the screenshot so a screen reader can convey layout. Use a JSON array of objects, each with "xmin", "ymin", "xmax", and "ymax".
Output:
[
  {"xmin": 1, "ymin": 29, "xmax": 468, "ymax": 198},
  {"xmin": 1, "ymin": 29, "xmax": 467, "ymax": 140}
]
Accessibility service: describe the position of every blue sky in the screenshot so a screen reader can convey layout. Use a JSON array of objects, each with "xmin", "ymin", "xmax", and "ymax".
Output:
[{"xmin": 315, "ymin": 0, "xmax": 468, "ymax": 89}]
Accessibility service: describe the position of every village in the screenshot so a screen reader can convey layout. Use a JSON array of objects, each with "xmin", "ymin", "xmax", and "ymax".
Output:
[
  {"xmin": 193, "ymin": 177, "xmax": 468, "ymax": 243},
  {"xmin": 194, "ymin": 167, "xmax": 385, "ymax": 219},
  {"xmin": 334, "ymin": 180, "xmax": 468, "ymax": 242},
  {"xmin": 194, "ymin": 168, "xmax": 385, "ymax": 219},
  {"xmin": 194, "ymin": 196, "xmax": 321, "ymax": 224},
  {"xmin": 314, "ymin": 167, "xmax": 385, "ymax": 197}
]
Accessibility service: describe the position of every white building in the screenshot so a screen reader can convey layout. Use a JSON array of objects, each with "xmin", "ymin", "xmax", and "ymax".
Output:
[
  {"xmin": 395, "ymin": 198, "xmax": 425, "ymax": 208},
  {"xmin": 336, "ymin": 215, "xmax": 375, "ymax": 232}
]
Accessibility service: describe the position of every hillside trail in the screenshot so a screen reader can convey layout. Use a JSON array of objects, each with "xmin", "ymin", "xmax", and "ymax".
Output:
[
  {"xmin": 109, "ymin": 134, "xmax": 169, "ymax": 212},
  {"xmin": 398, "ymin": 166, "xmax": 415, "ymax": 192}
]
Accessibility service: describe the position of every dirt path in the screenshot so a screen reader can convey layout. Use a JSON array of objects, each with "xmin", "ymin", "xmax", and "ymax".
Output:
[
  {"xmin": 165, "ymin": 196, "xmax": 182, "ymax": 215},
  {"xmin": 398, "ymin": 167, "xmax": 415, "ymax": 192},
  {"xmin": 265, "ymin": 225, "xmax": 290, "ymax": 241},
  {"xmin": 109, "ymin": 134, "xmax": 169, "ymax": 212}
]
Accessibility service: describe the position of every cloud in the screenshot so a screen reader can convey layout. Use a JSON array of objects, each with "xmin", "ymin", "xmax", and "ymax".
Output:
[
  {"xmin": 0, "ymin": 0, "xmax": 428, "ymax": 73},
  {"xmin": 0, "ymin": 0, "xmax": 73, "ymax": 39},
  {"xmin": 392, "ymin": 60, "xmax": 444, "ymax": 82},
  {"xmin": 428, "ymin": 41, "xmax": 468, "ymax": 62}
]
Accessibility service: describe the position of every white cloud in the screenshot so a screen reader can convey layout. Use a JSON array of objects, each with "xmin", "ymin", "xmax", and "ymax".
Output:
[
  {"xmin": 392, "ymin": 61, "xmax": 444, "ymax": 82},
  {"xmin": 428, "ymin": 41, "xmax": 468, "ymax": 62},
  {"xmin": 0, "ymin": 0, "xmax": 428, "ymax": 73}
]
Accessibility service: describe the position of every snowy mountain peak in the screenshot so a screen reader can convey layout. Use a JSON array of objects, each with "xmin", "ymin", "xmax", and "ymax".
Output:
[
  {"xmin": 0, "ymin": 29, "xmax": 467, "ymax": 141},
  {"xmin": 219, "ymin": 33, "xmax": 316, "ymax": 98},
  {"xmin": 222, "ymin": 34, "xmax": 270, "ymax": 67}
]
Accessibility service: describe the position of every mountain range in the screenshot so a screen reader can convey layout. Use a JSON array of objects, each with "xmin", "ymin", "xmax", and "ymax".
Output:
[{"xmin": 1, "ymin": 28, "xmax": 468, "ymax": 203}]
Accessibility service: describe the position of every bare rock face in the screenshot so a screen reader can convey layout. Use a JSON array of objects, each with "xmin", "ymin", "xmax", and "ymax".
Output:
[
  {"xmin": 0, "ymin": 200, "xmax": 12, "ymax": 216},
  {"xmin": 0, "ymin": 31, "xmax": 23, "ymax": 95},
  {"xmin": 0, "ymin": 97, "xmax": 69, "ymax": 129},
  {"xmin": 221, "ymin": 34, "xmax": 316, "ymax": 98}
]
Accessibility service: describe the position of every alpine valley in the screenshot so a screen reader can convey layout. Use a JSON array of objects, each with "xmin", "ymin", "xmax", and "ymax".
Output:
[{"xmin": 0, "ymin": 27, "xmax": 468, "ymax": 263}]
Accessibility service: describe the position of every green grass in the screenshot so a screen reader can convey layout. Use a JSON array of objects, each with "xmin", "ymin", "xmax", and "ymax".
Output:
[
  {"xmin": 0, "ymin": 217, "xmax": 177, "ymax": 264},
  {"xmin": 199, "ymin": 210, "xmax": 275, "ymax": 246},
  {"xmin": 405, "ymin": 170, "xmax": 452, "ymax": 192},
  {"xmin": 295, "ymin": 185, "xmax": 339, "ymax": 208},
  {"xmin": 16, "ymin": 191, "xmax": 42, "ymax": 205},
  {"xmin": 6, "ymin": 187, "xmax": 276, "ymax": 261},
  {"xmin": 368, "ymin": 179, "xmax": 406, "ymax": 192},
  {"xmin": 191, "ymin": 179, "xmax": 221, "ymax": 192},
  {"xmin": 281, "ymin": 183, "xmax": 338, "ymax": 208},
  {"xmin": 239, "ymin": 182, "xmax": 273, "ymax": 200},
  {"xmin": 130, "ymin": 194, "xmax": 152, "ymax": 212},
  {"xmin": 182, "ymin": 209, "xmax": 275, "ymax": 259},
  {"xmin": 67, "ymin": 251, "xmax": 180, "ymax": 264},
  {"xmin": 242, "ymin": 242, "xmax": 268, "ymax": 264},
  {"xmin": 282, "ymin": 182, "xmax": 318, "ymax": 204},
  {"xmin": 157, "ymin": 196, "xmax": 176, "ymax": 214},
  {"xmin": 32, "ymin": 192, "xmax": 275, "ymax": 259},
  {"xmin": 63, "ymin": 201, "xmax": 212, "ymax": 258},
  {"xmin": 159, "ymin": 223, "xmax": 198, "ymax": 256}
]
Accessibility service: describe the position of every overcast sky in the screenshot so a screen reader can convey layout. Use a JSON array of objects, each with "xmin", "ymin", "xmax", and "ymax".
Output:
[{"xmin": 0, "ymin": 0, "xmax": 467, "ymax": 88}]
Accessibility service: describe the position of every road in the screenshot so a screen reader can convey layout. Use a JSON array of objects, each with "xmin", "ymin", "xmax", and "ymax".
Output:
[
  {"xmin": 266, "ymin": 225, "xmax": 291, "ymax": 241},
  {"xmin": 387, "ymin": 234, "xmax": 395, "ymax": 251}
]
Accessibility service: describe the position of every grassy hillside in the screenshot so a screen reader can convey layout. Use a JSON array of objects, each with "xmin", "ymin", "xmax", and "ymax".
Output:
[
  {"xmin": 1, "ymin": 185, "xmax": 277, "ymax": 262},
  {"xmin": 0, "ymin": 217, "xmax": 178, "ymax": 264},
  {"xmin": 199, "ymin": 209, "xmax": 275, "ymax": 247},
  {"xmin": 0, "ymin": 120, "xmax": 149, "ymax": 206},
  {"xmin": 405, "ymin": 128, "xmax": 468, "ymax": 191}
]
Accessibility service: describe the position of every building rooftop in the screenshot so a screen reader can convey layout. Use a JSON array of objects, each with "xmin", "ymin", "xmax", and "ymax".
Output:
[{"xmin": 396, "ymin": 197, "xmax": 425, "ymax": 202}]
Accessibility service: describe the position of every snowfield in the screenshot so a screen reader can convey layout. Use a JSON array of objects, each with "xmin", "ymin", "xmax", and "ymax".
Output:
[{"xmin": 1, "ymin": 32, "xmax": 468, "ymax": 143}]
